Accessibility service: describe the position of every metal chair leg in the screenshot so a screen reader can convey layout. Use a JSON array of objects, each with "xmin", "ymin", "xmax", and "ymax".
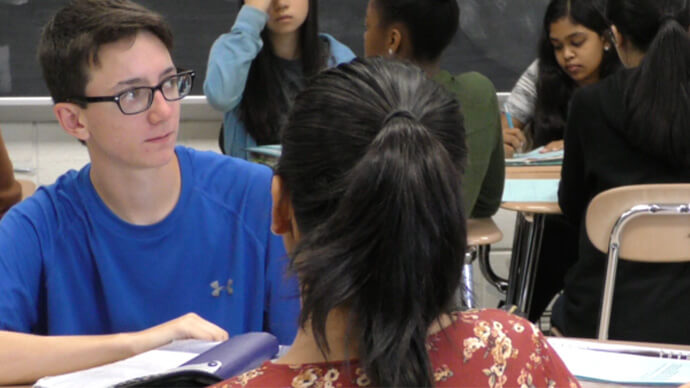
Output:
[
  {"xmin": 477, "ymin": 244, "xmax": 509, "ymax": 293},
  {"xmin": 462, "ymin": 248, "xmax": 477, "ymax": 309}
]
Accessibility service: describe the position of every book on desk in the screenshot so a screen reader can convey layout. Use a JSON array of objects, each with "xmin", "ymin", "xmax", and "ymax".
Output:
[{"xmin": 34, "ymin": 332, "xmax": 279, "ymax": 388}]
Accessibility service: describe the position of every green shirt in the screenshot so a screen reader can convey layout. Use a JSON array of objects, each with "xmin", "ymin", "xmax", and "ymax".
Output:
[{"xmin": 434, "ymin": 70, "xmax": 505, "ymax": 218}]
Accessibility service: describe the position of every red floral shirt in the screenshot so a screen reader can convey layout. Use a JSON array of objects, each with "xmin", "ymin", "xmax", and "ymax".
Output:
[{"xmin": 211, "ymin": 309, "xmax": 580, "ymax": 388}]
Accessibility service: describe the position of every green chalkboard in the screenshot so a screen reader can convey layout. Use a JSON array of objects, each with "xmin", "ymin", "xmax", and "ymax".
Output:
[{"xmin": 0, "ymin": 0, "xmax": 548, "ymax": 96}]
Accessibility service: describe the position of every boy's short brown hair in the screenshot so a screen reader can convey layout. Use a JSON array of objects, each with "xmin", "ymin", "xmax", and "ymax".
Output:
[{"xmin": 38, "ymin": 0, "xmax": 174, "ymax": 104}]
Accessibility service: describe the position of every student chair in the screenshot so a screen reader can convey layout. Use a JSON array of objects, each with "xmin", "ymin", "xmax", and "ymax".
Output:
[
  {"xmin": 463, "ymin": 218, "xmax": 505, "ymax": 308},
  {"xmin": 585, "ymin": 184, "xmax": 690, "ymax": 340}
]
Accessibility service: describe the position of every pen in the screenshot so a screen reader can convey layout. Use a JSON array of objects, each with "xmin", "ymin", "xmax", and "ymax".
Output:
[{"xmin": 504, "ymin": 103, "xmax": 515, "ymax": 128}]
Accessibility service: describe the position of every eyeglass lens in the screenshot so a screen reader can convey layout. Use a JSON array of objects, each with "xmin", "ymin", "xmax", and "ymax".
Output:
[{"xmin": 119, "ymin": 72, "xmax": 193, "ymax": 114}]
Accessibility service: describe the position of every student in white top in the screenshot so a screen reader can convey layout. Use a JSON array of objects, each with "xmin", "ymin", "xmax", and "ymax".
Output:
[{"xmin": 503, "ymin": 0, "xmax": 620, "ymax": 157}]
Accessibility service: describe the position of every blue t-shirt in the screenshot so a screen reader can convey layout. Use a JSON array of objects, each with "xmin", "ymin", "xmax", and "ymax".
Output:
[{"xmin": 0, "ymin": 146, "xmax": 299, "ymax": 344}]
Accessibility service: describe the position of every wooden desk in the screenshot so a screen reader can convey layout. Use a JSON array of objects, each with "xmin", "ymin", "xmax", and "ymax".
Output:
[{"xmin": 501, "ymin": 165, "xmax": 561, "ymax": 315}]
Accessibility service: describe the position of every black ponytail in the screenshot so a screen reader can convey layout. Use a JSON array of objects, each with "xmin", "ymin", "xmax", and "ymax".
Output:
[
  {"xmin": 277, "ymin": 57, "xmax": 467, "ymax": 387},
  {"xmin": 607, "ymin": 0, "xmax": 690, "ymax": 167}
]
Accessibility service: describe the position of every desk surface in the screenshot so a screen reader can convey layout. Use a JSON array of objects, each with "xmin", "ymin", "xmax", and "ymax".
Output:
[
  {"xmin": 6, "ymin": 338, "xmax": 690, "ymax": 388},
  {"xmin": 506, "ymin": 165, "xmax": 561, "ymax": 179},
  {"xmin": 501, "ymin": 201, "xmax": 562, "ymax": 214},
  {"xmin": 553, "ymin": 337, "xmax": 690, "ymax": 388}
]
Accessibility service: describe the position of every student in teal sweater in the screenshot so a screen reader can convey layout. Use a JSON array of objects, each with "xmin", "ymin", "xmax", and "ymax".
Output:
[{"xmin": 363, "ymin": 0, "xmax": 504, "ymax": 217}]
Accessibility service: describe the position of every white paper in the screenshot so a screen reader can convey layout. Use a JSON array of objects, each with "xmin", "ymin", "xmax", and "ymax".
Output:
[
  {"xmin": 548, "ymin": 338, "xmax": 690, "ymax": 385},
  {"xmin": 33, "ymin": 339, "xmax": 218, "ymax": 388},
  {"xmin": 505, "ymin": 146, "xmax": 564, "ymax": 166}
]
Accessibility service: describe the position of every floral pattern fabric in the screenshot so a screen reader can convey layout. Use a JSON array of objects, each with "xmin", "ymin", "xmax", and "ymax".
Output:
[{"xmin": 210, "ymin": 309, "xmax": 580, "ymax": 388}]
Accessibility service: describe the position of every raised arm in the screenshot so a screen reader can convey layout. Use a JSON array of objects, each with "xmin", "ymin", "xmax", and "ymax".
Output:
[
  {"xmin": 203, "ymin": 1, "xmax": 271, "ymax": 113},
  {"xmin": 0, "ymin": 313, "xmax": 228, "ymax": 385}
]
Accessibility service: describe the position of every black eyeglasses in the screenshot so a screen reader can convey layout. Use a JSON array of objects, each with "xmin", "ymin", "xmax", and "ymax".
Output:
[{"xmin": 67, "ymin": 70, "xmax": 195, "ymax": 115}]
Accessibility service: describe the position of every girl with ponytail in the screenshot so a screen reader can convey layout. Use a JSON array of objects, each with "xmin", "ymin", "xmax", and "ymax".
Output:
[
  {"xmin": 211, "ymin": 57, "xmax": 576, "ymax": 387},
  {"xmin": 364, "ymin": 0, "xmax": 505, "ymax": 220},
  {"xmin": 554, "ymin": 0, "xmax": 690, "ymax": 342}
]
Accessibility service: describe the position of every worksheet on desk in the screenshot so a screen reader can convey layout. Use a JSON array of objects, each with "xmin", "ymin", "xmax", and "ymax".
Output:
[
  {"xmin": 33, "ymin": 339, "xmax": 217, "ymax": 388},
  {"xmin": 502, "ymin": 179, "xmax": 559, "ymax": 202},
  {"xmin": 548, "ymin": 338, "xmax": 690, "ymax": 385}
]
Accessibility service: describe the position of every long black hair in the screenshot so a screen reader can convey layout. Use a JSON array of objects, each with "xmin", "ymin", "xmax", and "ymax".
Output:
[
  {"xmin": 371, "ymin": 0, "xmax": 459, "ymax": 62},
  {"xmin": 238, "ymin": 0, "xmax": 327, "ymax": 144},
  {"xmin": 276, "ymin": 57, "xmax": 467, "ymax": 387},
  {"xmin": 532, "ymin": 0, "xmax": 620, "ymax": 147},
  {"xmin": 607, "ymin": 0, "xmax": 690, "ymax": 168}
]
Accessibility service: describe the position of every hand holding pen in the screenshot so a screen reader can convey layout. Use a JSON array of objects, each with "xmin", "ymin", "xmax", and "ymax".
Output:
[{"xmin": 503, "ymin": 104, "xmax": 526, "ymax": 157}]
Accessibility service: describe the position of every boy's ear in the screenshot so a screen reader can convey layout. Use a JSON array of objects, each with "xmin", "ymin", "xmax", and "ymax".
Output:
[
  {"xmin": 54, "ymin": 103, "xmax": 89, "ymax": 142},
  {"xmin": 271, "ymin": 175, "xmax": 294, "ymax": 236}
]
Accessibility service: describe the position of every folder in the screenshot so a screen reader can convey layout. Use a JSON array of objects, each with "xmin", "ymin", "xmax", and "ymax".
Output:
[{"xmin": 34, "ymin": 332, "xmax": 279, "ymax": 388}]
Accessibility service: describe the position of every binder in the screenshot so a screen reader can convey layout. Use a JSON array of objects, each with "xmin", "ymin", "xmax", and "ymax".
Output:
[{"xmin": 34, "ymin": 332, "xmax": 279, "ymax": 388}]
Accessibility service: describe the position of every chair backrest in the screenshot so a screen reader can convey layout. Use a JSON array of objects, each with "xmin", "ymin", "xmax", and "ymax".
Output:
[
  {"xmin": 585, "ymin": 184, "xmax": 690, "ymax": 340},
  {"xmin": 586, "ymin": 184, "xmax": 690, "ymax": 262}
]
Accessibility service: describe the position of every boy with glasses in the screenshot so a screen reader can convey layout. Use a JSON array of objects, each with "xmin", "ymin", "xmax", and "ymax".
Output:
[{"xmin": 0, "ymin": 0, "xmax": 298, "ymax": 384}]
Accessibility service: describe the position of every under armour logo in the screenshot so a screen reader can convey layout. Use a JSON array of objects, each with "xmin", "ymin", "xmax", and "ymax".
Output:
[{"xmin": 210, "ymin": 279, "xmax": 234, "ymax": 297}]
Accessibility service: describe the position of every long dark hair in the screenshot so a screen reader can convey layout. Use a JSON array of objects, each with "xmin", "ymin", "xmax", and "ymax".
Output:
[
  {"xmin": 607, "ymin": 0, "xmax": 690, "ymax": 167},
  {"xmin": 532, "ymin": 0, "xmax": 620, "ymax": 147},
  {"xmin": 276, "ymin": 57, "xmax": 467, "ymax": 387},
  {"xmin": 372, "ymin": 0, "xmax": 459, "ymax": 62},
  {"xmin": 238, "ymin": 0, "xmax": 326, "ymax": 144}
]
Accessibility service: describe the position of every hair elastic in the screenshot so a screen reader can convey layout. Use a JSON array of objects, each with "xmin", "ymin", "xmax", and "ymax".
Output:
[
  {"xmin": 659, "ymin": 13, "xmax": 677, "ymax": 25},
  {"xmin": 382, "ymin": 110, "xmax": 417, "ymax": 126}
]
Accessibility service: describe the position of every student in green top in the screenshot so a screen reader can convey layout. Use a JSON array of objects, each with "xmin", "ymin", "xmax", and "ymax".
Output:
[{"xmin": 363, "ymin": 0, "xmax": 504, "ymax": 218}]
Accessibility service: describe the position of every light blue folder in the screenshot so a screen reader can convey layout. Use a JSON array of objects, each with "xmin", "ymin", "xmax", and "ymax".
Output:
[{"xmin": 502, "ymin": 179, "xmax": 560, "ymax": 203}]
